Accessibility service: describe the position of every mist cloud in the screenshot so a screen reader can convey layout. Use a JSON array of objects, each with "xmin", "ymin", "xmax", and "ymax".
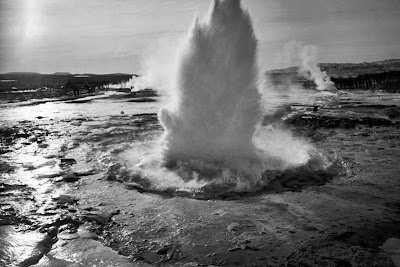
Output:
[{"xmin": 277, "ymin": 41, "xmax": 336, "ymax": 91}]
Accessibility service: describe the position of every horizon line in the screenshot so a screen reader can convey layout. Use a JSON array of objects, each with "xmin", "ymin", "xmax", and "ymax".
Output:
[{"xmin": 1, "ymin": 57, "xmax": 399, "ymax": 76}]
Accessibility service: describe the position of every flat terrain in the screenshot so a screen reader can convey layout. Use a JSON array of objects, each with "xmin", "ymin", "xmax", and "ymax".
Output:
[{"xmin": 1, "ymin": 91, "xmax": 400, "ymax": 266}]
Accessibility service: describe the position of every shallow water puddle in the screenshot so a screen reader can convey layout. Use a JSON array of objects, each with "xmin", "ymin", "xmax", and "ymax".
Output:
[
  {"xmin": 0, "ymin": 225, "xmax": 148, "ymax": 267},
  {"xmin": 0, "ymin": 226, "xmax": 46, "ymax": 266}
]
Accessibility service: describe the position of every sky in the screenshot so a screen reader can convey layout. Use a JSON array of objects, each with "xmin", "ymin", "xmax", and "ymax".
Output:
[{"xmin": 0, "ymin": 0, "xmax": 399, "ymax": 74}]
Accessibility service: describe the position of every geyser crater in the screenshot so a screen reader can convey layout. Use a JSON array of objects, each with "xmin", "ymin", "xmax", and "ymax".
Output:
[{"xmin": 113, "ymin": 0, "xmax": 344, "ymax": 197}]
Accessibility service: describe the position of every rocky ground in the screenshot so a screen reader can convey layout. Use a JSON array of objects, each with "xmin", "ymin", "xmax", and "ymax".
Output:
[{"xmin": 1, "ymin": 92, "xmax": 400, "ymax": 266}]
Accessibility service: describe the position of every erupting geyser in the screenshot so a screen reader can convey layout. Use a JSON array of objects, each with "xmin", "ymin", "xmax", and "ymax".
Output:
[
  {"xmin": 279, "ymin": 41, "xmax": 337, "ymax": 91},
  {"xmin": 123, "ymin": 0, "xmax": 321, "ymax": 192},
  {"xmin": 159, "ymin": 0, "xmax": 264, "ymax": 181}
]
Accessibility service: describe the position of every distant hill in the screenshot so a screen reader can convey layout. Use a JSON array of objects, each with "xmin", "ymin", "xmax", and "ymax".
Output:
[
  {"xmin": 266, "ymin": 59, "xmax": 400, "ymax": 77},
  {"xmin": 0, "ymin": 72, "xmax": 136, "ymax": 91},
  {"xmin": 107, "ymin": 73, "xmax": 137, "ymax": 76},
  {"xmin": 266, "ymin": 59, "xmax": 400, "ymax": 92},
  {"xmin": 53, "ymin": 72, "xmax": 72, "ymax": 75},
  {"xmin": 319, "ymin": 59, "xmax": 400, "ymax": 77},
  {"xmin": 4, "ymin": 72, "xmax": 41, "ymax": 76}
]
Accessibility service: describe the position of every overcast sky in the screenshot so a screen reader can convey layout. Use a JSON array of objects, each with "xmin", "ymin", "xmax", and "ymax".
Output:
[{"xmin": 1, "ymin": 0, "xmax": 399, "ymax": 74}]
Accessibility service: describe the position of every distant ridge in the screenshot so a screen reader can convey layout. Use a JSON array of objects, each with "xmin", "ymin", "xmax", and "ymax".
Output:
[
  {"xmin": 107, "ymin": 73, "xmax": 134, "ymax": 76},
  {"xmin": 0, "ymin": 72, "xmax": 136, "ymax": 91},
  {"xmin": 4, "ymin": 59, "xmax": 399, "ymax": 76},
  {"xmin": 53, "ymin": 72, "xmax": 72, "ymax": 75},
  {"xmin": 266, "ymin": 58, "xmax": 400, "ymax": 92},
  {"xmin": 4, "ymin": 72, "xmax": 41, "ymax": 76},
  {"xmin": 1, "ymin": 72, "xmax": 136, "ymax": 76},
  {"xmin": 266, "ymin": 58, "xmax": 400, "ymax": 77},
  {"xmin": 319, "ymin": 58, "xmax": 400, "ymax": 77}
]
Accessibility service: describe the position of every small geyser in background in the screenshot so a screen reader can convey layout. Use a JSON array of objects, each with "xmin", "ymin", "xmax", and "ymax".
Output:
[
  {"xmin": 299, "ymin": 45, "xmax": 337, "ymax": 91},
  {"xmin": 277, "ymin": 41, "xmax": 337, "ymax": 91},
  {"xmin": 104, "ymin": 76, "xmax": 138, "ymax": 91},
  {"xmin": 118, "ymin": 0, "xmax": 337, "ymax": 194}
]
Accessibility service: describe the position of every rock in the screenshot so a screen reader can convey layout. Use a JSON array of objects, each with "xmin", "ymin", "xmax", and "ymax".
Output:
[
  {"xmin": 38, "ymin": 171, "xmax": 65, "ymax": 179},
  {"xmin": 58, "ymin": 223, "xmax": 78, "ymax": 235},
  {"xmin": 38, "ymin": 143, "xmax": 49, "ymax": 148},
  {"xmin": 75, "ymin": 169, "xmax": 97, "ymax": 176},
  {"xmin": 60, "ymin": 158, "xmax": 77, "ymax": 165},
  {"xmin": 15, "ymin": 133, "xmax": 30, "ymax": 138},
  {"xmin": 0, "ymin": 147, "xmax": 11, "ymax": 154},
  {"xmin": 386, "ymin": 107, "xmax": 400, "ymax": 119},
  {"xmin": 124, "ymin": 182, "xmax": 146, "ymax": 193},
  {"xmin": 106, "ymin": 163, "xmax": 123, "ymax": 180},
  {"xmin": 62, "ymin": 173, "xmax": 80, "ymax": 182},
  {"xmin": 243, "ymin": 245, "xmax": 260, "ymax": 251},
  {"xmin": 28, "ymin": 136, "xmax": 38, "ymax": 142},
  {"xmin": 227, "ymin": 222, "xmax": 240, "ymax": 232},
  {"xmin": 52, "ymin": 195, "xmax": 78, "ymax": 205},
  {"xmin": 44, "ymin": 154, "xmax": 60, "ymax": 159},
  {"xmin": 46, "ymin": 226, "xmax": 59, "ymax": 238},
  {"xmin": 82, "ymin": 206, "xmax": 97, "ymax": 211},
  {"xmin": 0, "ymin": 184, "xmax": 27, "ymax": 193},
  {"xmin": 80, "ymin": 210, "xmax": 120, "ymax": 224},
  {"xmin": 0, "ymin": 161, "xmax": 15, "ymax": 172}
]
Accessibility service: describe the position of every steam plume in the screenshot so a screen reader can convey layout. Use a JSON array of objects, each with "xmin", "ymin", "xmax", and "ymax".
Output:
[{"xmin": 278, "ymin": 41, "xmax": 336, "ymax": 91}]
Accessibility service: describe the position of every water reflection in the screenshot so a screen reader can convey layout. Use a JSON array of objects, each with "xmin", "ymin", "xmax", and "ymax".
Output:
[
  {"xmin": 0, "ymin": 226, "xmax": 44, "ymax": 266},
  {"xmin": 0, "ymin": 95, "xmax": 161, "ymax": 122}
]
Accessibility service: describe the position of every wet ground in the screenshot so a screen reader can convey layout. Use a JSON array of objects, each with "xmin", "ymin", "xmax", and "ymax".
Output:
[{"xmin": 1, "ymin": 91, "xmax": 400, "ymax": 266}]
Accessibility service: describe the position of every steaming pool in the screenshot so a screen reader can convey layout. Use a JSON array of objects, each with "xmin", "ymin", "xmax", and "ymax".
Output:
[{"xmin": 1, "ymin": 91, "xmax": 400, "ymax": 266}]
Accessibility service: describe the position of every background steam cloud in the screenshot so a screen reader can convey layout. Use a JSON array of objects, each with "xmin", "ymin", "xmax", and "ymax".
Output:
[{"xmin": 277, "ymin": 41, "xmax": 336, "ymax": 91}]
